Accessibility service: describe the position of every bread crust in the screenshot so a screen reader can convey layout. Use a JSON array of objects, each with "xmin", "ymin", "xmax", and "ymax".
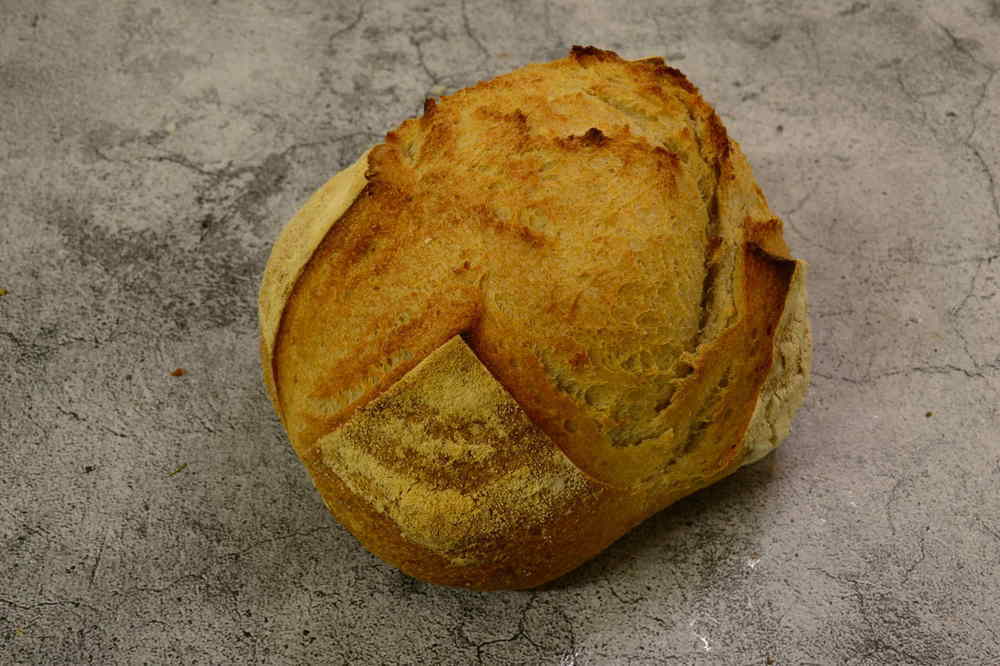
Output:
[{"xmin": 259, "ymin": 47, "xmax": 811, "ymax": 589}]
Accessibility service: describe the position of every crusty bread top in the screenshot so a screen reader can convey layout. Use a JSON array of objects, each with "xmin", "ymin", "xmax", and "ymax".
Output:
[{"xmin": 261, "ymin": 45, "xmax": 805, "ymax": 494}]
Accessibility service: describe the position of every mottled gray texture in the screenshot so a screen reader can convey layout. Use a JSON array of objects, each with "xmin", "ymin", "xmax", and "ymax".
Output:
[{"xmin": 1, "ymin": 0, "xmax": 998, "ymax": 664}]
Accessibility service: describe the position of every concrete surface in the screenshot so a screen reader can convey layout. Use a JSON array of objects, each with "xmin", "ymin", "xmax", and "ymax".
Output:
[{"xmin": 2, "ymin": 0, "xmax": 999, "ymax": 663}]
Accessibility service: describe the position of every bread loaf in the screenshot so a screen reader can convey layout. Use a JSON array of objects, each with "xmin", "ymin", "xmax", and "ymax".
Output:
[{"xmin": 259, "ymin": 46, "xmax": 811, "ymax": 590}]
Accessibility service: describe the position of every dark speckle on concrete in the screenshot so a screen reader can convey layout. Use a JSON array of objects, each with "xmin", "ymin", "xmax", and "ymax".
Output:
[{"xmin": 2, "ymin": 1, "xmax": 999, "ymax": 664}]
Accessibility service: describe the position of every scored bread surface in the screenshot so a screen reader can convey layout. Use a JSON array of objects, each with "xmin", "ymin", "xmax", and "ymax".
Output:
[{"xmin": 259, "ymin": 46, "xmax": 811, "ymax": 589}]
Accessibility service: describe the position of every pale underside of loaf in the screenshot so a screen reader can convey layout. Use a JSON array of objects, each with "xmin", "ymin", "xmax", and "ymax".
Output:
[{"xmin": 259, "ymin": 47, "xmax": 811, "ymax": 589}]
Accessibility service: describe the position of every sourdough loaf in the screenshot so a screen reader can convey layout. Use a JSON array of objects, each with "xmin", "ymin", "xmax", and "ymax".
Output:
[{"xmin": 259, "ymin": 46, "xmax": 811, "ymax": 590}]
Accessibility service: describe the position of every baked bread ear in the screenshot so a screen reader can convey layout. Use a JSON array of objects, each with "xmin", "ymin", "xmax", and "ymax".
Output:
[{"xmin": 259, "ymin": 46, "xmax": 811, "ymax": 589}]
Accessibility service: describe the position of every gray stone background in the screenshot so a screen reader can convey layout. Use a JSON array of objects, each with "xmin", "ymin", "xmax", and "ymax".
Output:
[{"xmin": 1, "ymin": 0, "xmax": 998, "ymax": 663}]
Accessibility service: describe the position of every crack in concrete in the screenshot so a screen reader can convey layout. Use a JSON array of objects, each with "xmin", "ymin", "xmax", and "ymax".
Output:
[
  {"xmin": 810, "ymin": 568, "xmax": 925, "ymax": 664},
  {"xmin": 53, "ymin": 404, "xmax": 130, "ymax": 439},
  {"xmin": 233, "ymin": 526, "xmax": 333, "ymax": 557},
  {"xmin": 895, "ymin": 362, "xmax": 1000, "ymax": 379},
  {"xmin": 449, "ymin": 593, "xmax": 549, "ymax": 665},
  {"xmin": 93, "ymin": 526, "xmax": 333, "ymax": 622},
  {"xmin": 555, "ymin": 603, "xmax": 577, "ymax": 662},
  {"xmin": 812, "ymin": 371, "xmax": 866, "ymax": 385},
  {"xmin": 930, "ymin": 17, "xmax": 1000, "ymax": 245},
  {"xmin": 0, "ymin": 596, "xmax": 101, "ymax": 618},
  {"xmin": 779, "ymin": 189, "xmax": 993, "ymax": 267},
  {"xmin": 964, "ymin": 68, "xmax": 995, "ymax": 144},
  {"xmin": 890, "ymin": 16, "xmax": 999, "ymax": 274},
  {"xmin": 54, "ymin": 404, "xmax": 84, "ymax": 422},
  {"xmin": 900, "ymin": 531, "xmax": 928, "ymax": 585},
  {"xmin": 326, "ymin": 0, "xmax": 366, "ymax": 54},
  {"xmin": 947, "ymin": 255, "xmax": 999, "ymax": 370},
  {"xmin": 781, "ymin": 183, "xmax": 852, "ymax": 259},
  {"xmin": 952, "ymin": 259, "xmax": 986, "ymax": 317},
  {"xmin": 814, "ymin": 358, "xmax": 1000, "ymax": 386},
  {"xmin": 952, "ymin": 315, "xmax": 983, "ymax": 370},
  {"xmin": 930, "ymin": 17, "xmax": 994, "ymax": 71},
  {"xmin": 113, "ymin": 573, "xmax": 207, "ymax": 604},
  {"xmin": 970, "ymin": 143, "xmax": 1000, "ymax": 225},
  {"xmin": 885, "ymin": 476, "xmax": 907, "ymax": 537},
  {"xmin": 88, "ymin": 531, "xmax": 108, "ymax": 589},
  {"xmin": 516, "ymin": 591, "xmax": 542, "ymax": 650},
  {"xmin": 460, "ymin": 0, "xmax": 489, "ymax": 61},
  {"xmin": 93, "ymin": 132, "xmax": 379, "ymax": 242},
  {"xmin": 409, "ymin": 33, "xmax": 441, "ymax": 85},
  {"xmin": 606, "ymin": 581, "xmax": 644, "ymax": 606}
]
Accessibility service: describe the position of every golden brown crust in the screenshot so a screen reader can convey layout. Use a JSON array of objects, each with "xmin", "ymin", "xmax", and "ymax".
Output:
[
  {"xmin": 258, "ymin": 47, "xmax": 811, "ymax": 589},
  {"xmin": 259, "ymin": 149, "xmax": 371, "ymax": 427}
]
